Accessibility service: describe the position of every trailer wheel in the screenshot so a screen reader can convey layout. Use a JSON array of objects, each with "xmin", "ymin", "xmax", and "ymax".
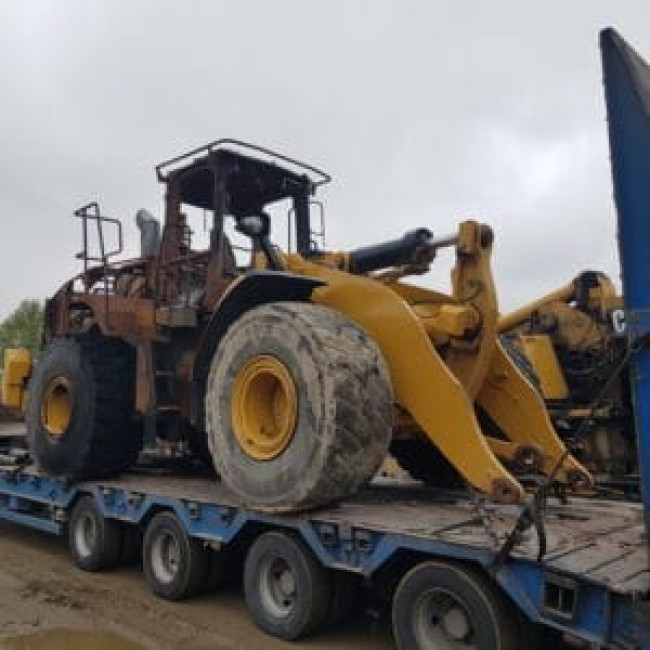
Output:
[
  {"xmin": 392, "ymin": 561, "xmax": 518, "ymax": 650},
  {"xmin": 142, "ymin": 511, "xmax": 209, "ymax": 601},
  {"xmin": 26, "ymin": 336, "xmax": 141, "ymax": 478},
  {"xmin": 206, "ymin": 302, "xmax": 393, "ymax": 511},
  {"xmin": 244, "ymin": 531, "xmax": 331, "ymax": 640},
  {"xmin": 68, "ymin": 496, "xmax": 122, "ymax": 571}
]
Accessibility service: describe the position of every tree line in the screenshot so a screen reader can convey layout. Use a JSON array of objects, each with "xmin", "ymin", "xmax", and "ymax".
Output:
[{"xmin": 0, "ymin": 300, "xmax": 43, "ymax": 362}]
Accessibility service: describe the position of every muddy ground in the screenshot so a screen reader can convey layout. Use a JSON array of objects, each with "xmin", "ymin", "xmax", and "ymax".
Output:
[{"xmin": 0, "ymin": 519, "xmax": 394, "ymax": 649}]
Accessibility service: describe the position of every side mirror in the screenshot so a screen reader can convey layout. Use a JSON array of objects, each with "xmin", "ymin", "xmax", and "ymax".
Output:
[
  {"xmin": 235, "ymin": 212, "xmax": 282, "ymax": 271},
  {"xmin": 236, "ymin": 213, "xmax": 270, "ymax": 239}
]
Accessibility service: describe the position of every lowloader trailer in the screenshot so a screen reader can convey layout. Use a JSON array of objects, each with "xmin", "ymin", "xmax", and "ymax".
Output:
[
  {"xmin": 0, "ymin": 27, "xmax": 648, "ymax": 650},
  {"xmin": 0, "ymin": 463, "xmax": 645, "ymax": 648}
]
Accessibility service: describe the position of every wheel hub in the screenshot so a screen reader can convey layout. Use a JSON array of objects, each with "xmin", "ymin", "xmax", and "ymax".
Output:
[
  {"xmin": 75, "ymin": 513, "xmax": 96, "ymax": 558},
  {"xmin": 41, "ymin": 376, "xmax": 72, "ymax": 438},
  {"xmin": 260, "ymin": 556, "xmax": 297, "ymax": 617},
  {"xmin": 151, "ymin": 532, "xmax": 181, "ymax": 584},
  {"xmin": 277, "ymin": 568, "xmax": 296, "ymax": 597},
  {"xmin": 414, "ymin": 589, "xmax": 476, "ymax": 649},
  {"xmin": 231, "ymin": 355, "xmax": 298, "ymax": 460},
  {"xmin": 442, "ymin": 607, "xmax": 472, "ymax": 641}
]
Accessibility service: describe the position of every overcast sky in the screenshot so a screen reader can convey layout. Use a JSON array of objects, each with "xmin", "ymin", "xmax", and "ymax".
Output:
[{"xmin": 0, "ymin": 1, "xmax": 648, "ymax": 320}]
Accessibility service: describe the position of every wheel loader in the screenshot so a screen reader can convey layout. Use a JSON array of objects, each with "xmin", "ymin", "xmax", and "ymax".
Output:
[
  {"xmin": 0, "ymin": 140, "xmax": 592, "ymax": 511},
  {"xmin": 498, "ymin": 271, "xmax": 638, "ymax": 485}
]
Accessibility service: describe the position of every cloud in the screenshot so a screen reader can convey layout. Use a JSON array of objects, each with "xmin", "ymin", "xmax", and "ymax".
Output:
[{"xmin": 0, "ymin": 1, "xmax": 646, "ymax": 320}]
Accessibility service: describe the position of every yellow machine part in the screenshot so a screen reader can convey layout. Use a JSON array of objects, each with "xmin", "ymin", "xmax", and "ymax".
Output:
[
  {"xmin": 518, "ymin": 334, "xmax": 570, "ymax": 400},
  {"xmin": 282, "ymin": 221, "xmax": 591, "ymax": 503},
  {"xmin": 1, "ymin": 348, "xmax": 31, "ymax": 411},
  {"xmin": 301, "ymin": 260, "xmax": 524, "ymax": 502},
  {"xmin": 230, "ymin": 354, "xmax": 298, "ymax": 461},
  {"xmin": 497, "ymin": 272, "xmax": 622, "ymax": 338},
  {"xmin": 498, "ymin": 283, "xmax": 575, "ymax": 333},
  {"xmin": 535, "ymin": 301, "xmax": 610, "ymax": 350},
  {"xmin": 40, "ymin": 375, "xmax": 72, "ymax": 437},
  {"xmin": 476, "ymin": 342, "xmax": 589, "ymax": 485}
]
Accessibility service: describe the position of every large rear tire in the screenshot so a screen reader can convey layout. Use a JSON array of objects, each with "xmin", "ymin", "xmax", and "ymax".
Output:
[
  {"xmin": 26, "ymin": 336, "xmax": 141, "ymax": 478},
  {"xmin": 206, "ymin": 302, "xmax": 393, "ymax": 511}
]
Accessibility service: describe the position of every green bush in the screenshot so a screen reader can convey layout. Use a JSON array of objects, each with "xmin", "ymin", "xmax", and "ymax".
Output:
[{"xmin": 0, "ymin": 299, "xmax": 43, "ymax": 363}]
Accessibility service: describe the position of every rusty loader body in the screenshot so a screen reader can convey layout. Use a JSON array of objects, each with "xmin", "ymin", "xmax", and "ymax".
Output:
[{"xmin": 8, "ymin": 139, "xmax": 590, "ymax": 511}]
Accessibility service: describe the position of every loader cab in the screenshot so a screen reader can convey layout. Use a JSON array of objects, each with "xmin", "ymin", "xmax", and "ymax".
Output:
[{"xmin": 156, "ymin": 141, "xmax": 331, "ymax": 268}]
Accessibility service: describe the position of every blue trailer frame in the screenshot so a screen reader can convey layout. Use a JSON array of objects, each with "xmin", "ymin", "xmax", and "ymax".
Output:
[{"xmin": 0, "ymin": 466, "xmax": 646, "ymax": 648}]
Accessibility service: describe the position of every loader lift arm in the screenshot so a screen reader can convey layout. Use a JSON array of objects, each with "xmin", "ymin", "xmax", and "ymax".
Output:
[{"xmin": 284, "ymin": 220, "xmax": 591, "ymax": 502}]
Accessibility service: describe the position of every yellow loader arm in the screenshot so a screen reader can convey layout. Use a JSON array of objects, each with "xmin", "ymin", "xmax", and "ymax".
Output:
[
  {"xmin": 478, "ymin": 341, "xmax": 591, "ymax": 484},
  {"xmin": 284, "ymin": 221, "xmax": 591, "ymax": 503}
]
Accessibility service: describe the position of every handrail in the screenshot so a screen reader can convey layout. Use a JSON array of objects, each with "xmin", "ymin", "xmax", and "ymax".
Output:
[
  {"xmin": 155, "ymin": 138, "xmax": 331, "ymax": 188},
  {"xmin": 74, "ymin": 202, "xmax": 124, "ymax": 331}
]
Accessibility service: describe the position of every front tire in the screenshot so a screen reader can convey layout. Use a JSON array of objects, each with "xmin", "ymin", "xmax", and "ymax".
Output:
[
  {"xmin": 206, "ymin": 302, "xmax": 393, "ymax": 511},
  {"xmin": 26, "ymin": 336, "xmax": 141, "ymax": 478}
]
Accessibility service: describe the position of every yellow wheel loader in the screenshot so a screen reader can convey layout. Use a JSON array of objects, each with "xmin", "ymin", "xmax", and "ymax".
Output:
[
  {"xmin": 499, "ymin": 272, "xmax": 637, "ymax": 482},
  {"xmin": 1, "ymin": 141, "xmax": 591, "ymax": 510}
]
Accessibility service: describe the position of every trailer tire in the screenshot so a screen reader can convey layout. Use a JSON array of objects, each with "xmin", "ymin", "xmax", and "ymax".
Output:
[
  {"xmin": 392, "ymin": 561, "xmax": 518, "ymax": 650},
  {"xmin": 244, "ymin": 531, "xmax": 331, "ymax": 640},
  {"xmin": 68, "ymin": 495, "xmax": 122, "ymax": 571},
  {"xmin": 142, "ymin": 511, "xmax": 209, "ymax": 601},
  {"xmin": 26, "ymin": 336, "xmax": 141, "ymax": 478},
  {"xmin": 206, "ymin": 302, "xmax": 393, "ymax": 511}
]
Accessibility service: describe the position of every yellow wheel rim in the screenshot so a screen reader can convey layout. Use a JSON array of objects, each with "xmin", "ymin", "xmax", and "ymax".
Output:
[
  {"xmin": 231, "ymin": 355, "xmax": 298, "ymax": 460},
  {"xmin": 41, "ymin": 376, "xmax": 72, "ymax": 438}
]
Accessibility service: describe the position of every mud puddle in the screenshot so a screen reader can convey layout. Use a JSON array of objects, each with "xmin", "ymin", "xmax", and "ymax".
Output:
[{"xmin": 0, "ymin": 629, "xmax": 144, "ymax": 650}]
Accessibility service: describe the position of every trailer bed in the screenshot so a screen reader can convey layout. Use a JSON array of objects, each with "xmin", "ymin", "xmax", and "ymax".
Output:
[
  {"xmin": 93, "ymin": 471, "xmax": 647, "ymax": 593},
  {"xmin": 0, "ymin": 455, "xmax": 647, "ymax": 648}
]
